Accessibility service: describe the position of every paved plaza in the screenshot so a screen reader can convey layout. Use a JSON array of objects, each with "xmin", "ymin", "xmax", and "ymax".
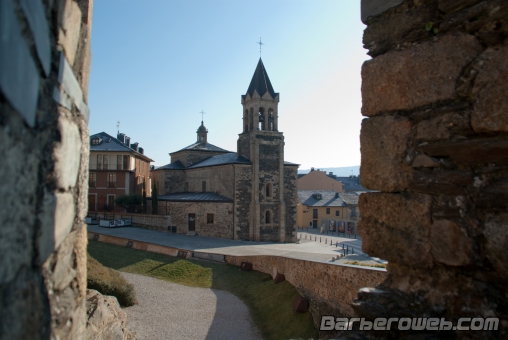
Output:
[{"xmin": 88, "ymin": 225, "xmax": 386, "ymax": 265}]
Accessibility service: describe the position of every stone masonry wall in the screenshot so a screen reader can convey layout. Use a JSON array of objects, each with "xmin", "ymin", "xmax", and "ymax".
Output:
[
  {"xmin": 185, "ymin": 166, "xmax": 235, "ymax": 197},
  {"xmin": 225, "ymin": 255, "xmax": 387, "ymax": 328},
  {"xmin": 284, "ymin": 166, "xmax": 299, "ymax": 242},
  {"xmin": 234, "ymin": 165, "xmax": 253, "ymax": 240},
  {"xmin": 107, "ymin": 213, "xmax": 171, "ymax": 232},
  {"xmin": 0, "ymin": 0, "xmax": 93, "ymax": 338},
  {"xmin": 357, "ymin": 0, "xmax": 508, "ymax": 338},
  {"xmin": 169, "ymin": 201, "xmax": 234, "ymax": 238}
]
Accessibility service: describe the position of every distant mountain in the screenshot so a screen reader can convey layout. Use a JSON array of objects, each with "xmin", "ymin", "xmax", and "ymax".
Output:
[{"xmin": 298, "ymin": 166, "xmax": 360, "ymax": 177}]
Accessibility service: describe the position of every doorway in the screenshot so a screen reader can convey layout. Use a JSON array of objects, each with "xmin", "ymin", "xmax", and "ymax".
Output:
[
  {"xmin": 88, "ymin": 194, "xmax": 96, "ymax": 211},
  {"xmin": 188, "ymin": 213, "xmax": 196, "ymax": 232}
]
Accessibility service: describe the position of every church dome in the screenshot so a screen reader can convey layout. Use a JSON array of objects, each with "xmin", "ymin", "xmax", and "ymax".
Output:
[{"xmin": 197, "ymin": 121, "xmax": 208, "ymax": 133}]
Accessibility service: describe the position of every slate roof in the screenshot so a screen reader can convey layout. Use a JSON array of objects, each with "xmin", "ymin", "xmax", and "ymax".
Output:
[
  {"xmin": 298, "ymin": 190, "xmax": 347, "ymax": 207},
  {"xmin": 157, "ymin": 192, "xmax": 233, "ymax": 203},
  {"xmin": 188, "ymin": 153, "xmax": 252, "ymax": 169},
  {"xmin": 333, "ymin": 176, "xmax": 369, "ymax": 192},
  {"xmin": 244, "ymin": 58, "xmax": 278, "ymax": 99},
  {"xmin": 90, "ymin": 132, "xmax": 153, "ymax": 161},
  {"xmin": 172, "ymin": 142, "xmax": 231, "ymax": 154},
  {"xmin": 154, "ymin": 160, "xmax": 185, "ymax": 171},
  {"xmin": 338, "ymin": 192, "xmax": 360, "ymax": 205},
  {"xmin": 284, "ymin": 161, "xmax": 300, "ymax": 166}
]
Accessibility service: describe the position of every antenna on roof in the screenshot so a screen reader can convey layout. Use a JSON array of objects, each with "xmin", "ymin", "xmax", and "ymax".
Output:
[
  {"xmin": 117, "ymin": 121, "xmax": 120, "ymax": 133},
  {"xmin": 257, "ymin": 37, "xmax": 265, "ymax": 58}
]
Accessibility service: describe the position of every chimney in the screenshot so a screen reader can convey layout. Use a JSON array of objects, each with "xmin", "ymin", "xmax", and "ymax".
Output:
[
  {"xmin": 139, "ymin": 147, "xmax": 144, "ymax": 155},
  {"xmin": 125, "ymin": 136, "xmax": 131, "ymax": 146},
  {"xmin": 335, "ymin": 192, "xmax": 339, "ymax": 198},
  {"xmin": 130, "ymin": 142, "xmax": 139, "ymax": 152},
  {"xmin": 117, "ymin": 132, "xmax": 125, "ymax": 144}
]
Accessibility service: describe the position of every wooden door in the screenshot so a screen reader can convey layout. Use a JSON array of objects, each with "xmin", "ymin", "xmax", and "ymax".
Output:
[
  {"xmin": 188, "ymin": 213, "xmax": 195, "ymax": 231},
  {"xmin": 88, "ymin": 195, "xmax": 96, "ymax": 211}
]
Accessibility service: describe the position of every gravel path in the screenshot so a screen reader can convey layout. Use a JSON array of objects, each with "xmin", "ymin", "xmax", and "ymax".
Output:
[{"xmin": 121, "ymin": 272, "xmax": 263, "ymax": 340}]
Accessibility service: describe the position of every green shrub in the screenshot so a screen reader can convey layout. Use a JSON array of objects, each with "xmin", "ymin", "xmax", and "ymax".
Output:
[
  {"xmin": 87, "ymin": 254, "xmax": 137, "ymax": 307},
  {"xmin": 344, "ymin": 260, "xmax": 386, "ymax": 268}
]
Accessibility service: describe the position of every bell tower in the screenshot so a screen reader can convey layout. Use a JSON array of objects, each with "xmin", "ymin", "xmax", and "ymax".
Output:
[
  {"xmin": 196, "ymin": 121, "xmax": 208, "ymax": 143},
  {"xmin": 236, "ymin": 58, "xmax": 287, "ymax": 242}
]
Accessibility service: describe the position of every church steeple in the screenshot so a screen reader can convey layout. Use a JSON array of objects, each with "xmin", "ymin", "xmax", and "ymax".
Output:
[
  {"xmin": 197, "ymin": 121, "xmax": 208, "ymax": 143},
  {"xmin": 240, "ymin": 58, "xmax": 280, "ymax": 134},
  {"xmin": 245, "ymin": 58, "xmax": 278, "ymax": 99}
]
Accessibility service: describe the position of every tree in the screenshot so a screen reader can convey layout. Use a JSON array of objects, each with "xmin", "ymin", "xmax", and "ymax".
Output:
[
  {"xmin": 115, "ymin": 194, "xmax": 141, "ymax": 212},
  {"xmin": 142, "ymin": 178, "xmax": 147, "ymax": 213},
  {"xmin": 152, "ymin": 182, "xmax": 158, "ymax": 215}
]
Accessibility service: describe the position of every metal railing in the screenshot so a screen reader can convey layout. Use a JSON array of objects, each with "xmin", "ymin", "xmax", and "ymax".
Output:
[{"xmin": 90, "ymin": 204, "xmax": 170, "ymax": 215}]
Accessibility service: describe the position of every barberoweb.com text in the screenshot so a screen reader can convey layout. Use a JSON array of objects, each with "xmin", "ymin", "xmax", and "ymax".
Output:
[{"xmin": 320, "ymin": 316, "xmax": 499, "ymax": 331}]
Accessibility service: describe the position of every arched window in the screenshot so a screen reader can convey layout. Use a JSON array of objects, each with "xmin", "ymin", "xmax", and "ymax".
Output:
[
  {"xmin": 265, "ymin": 210, "xmax": 271, "ymax": 224},
  {"xmin": 268, "ymin": 112, "xmax": 274, "ymax": 131},
  {"xmin": 266, "ymin": 183, "xmax": 271, "ymax": 197},
  {"xmin": 258, "ymin": 108, "xmax": 265, "ymax": 130}
]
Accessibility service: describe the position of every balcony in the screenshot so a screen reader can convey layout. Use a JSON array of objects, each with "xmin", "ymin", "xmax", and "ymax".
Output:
[{"xmin": 89, "ymin": 162, "xmax": 134, "ymax": 171}]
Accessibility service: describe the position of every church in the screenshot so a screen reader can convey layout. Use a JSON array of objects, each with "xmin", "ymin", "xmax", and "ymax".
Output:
[{"xmin": 151, "ymin": 59, "xmax": 299, "ymax": 242}]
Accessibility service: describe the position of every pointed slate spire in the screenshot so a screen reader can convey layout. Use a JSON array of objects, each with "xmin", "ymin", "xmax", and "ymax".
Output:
[{"xmin": 246, "ymin": 58, "xmax": 278, "ymax": 98}]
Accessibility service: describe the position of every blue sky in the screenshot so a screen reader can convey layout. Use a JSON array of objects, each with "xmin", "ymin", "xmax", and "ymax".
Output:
[{"xmin": 88, "ymin": 1, "xmax": 368, "ymax": 170}]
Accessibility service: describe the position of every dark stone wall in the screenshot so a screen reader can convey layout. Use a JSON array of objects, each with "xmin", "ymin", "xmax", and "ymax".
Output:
[
  {"xmin": 356, "ymin": 0, "xmax": 508, "ymax": 338},
  {"xmin": 284, "ymin": 167, "xmax": 298, "ymax": 242},
  {"xmin": 235, "ymin": 166, "xmax": 252, "ymax": 240},
  {"xmin": 237, "ymin": 133, "xmax": 251, "ymax": 160},
  {"xmin": 259, "ymin": 144, "xmax": 280, "ymax": 172}
]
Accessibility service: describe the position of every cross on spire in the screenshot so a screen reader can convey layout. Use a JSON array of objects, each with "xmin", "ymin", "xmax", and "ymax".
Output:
[
  {"xmin": 257, "ymin": 37, "xmax": 265, "ymax": 57},
  {"xmin": 199, "ymin": 110, "xmax": 206, "ymax": 122}
]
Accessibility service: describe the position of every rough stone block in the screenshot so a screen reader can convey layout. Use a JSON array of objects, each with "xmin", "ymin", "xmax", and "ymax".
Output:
[
  {"xmin": 483, "ymin": 213, "xmax": 508, "ymax": 279},
  {"xmin": 54, "ymin": 192, "xmax": 76, "ymax": 250},
  {"xmin": 363, "ymin": 0, "xmax": 437, "ymax": 57},
  {"xmin": 58, "ymin": 0, "xmax": 82, "ymax": 66},
  {"xmin": 52, "ymin": 230, "xmax": 77, "ymax": 291},
  {"xmin": 20, "ymin": 0, "xmax": 51, "ymax": 76},
  {"xmin": 0, "ymin": 0, "xmax": 40, "ymax": 127},
  {"xmin": 359, "ymin": 192, "xmax": 432, "ymax": 267},
  {"xmin": 361, "ymin": 33, "xmax": 482, "ymax": 116},
  {"xmin": 293, "ymin": 296, "xmax": 309, "ymax": 313},
  {"xmin": 411, "ymin": 154, "xmax": 440, "ymax": 168},
  {"xmin": 360, "ymin": 116, "xmax": 412, "ymax": 192},
  {"xmin": 359, "ymin": 218, "xmax": 432, "ymax": 268},
  {"xmin": 54, "ymin": 113, "xmax": 82, "ymax": 190},
  {"xmin": 471, "ymin": 45, "xmax": 508, "ymax": 133},
  {"xmin": 417, "ymin": 137, "xmax": 508, "ymax": 165},
  {"xmin": 416, "ymin": 112, "xmax": 473, "ymax": 142},
  {"xmin": 361, "ymin": 0, "xmax": 406, "ymax": 24},
  {"xmin": 359, "ymin": 192, "xmax": 432, "ymax": 239},
  {"xmin": 430, "ymin": 219, "xmax": 472, "ymax": 266},
  {"xmin": 409, "ymin": 170, "xmax": 472, "ymax": 196},
  {"xmin": 274, "ymin": 272, "xmax": 285, "ymax": 284},
  {"xmin": 38, "ymin": 191, "xmax": 57, "ymax": 263},
  {"xmin": 438, "ymin": 0, "xmax": 483, "ymax": 14},
  {"xmin": 58, "ymin": 53, "xmax": 86, "ymax": 116},
  {"xmin": 240, "ymin": 262, "xmax": 253, "ymax": 271},
  {"xmin": 85, "ymin": 289, "xmax": 135, "ymax": 340}
]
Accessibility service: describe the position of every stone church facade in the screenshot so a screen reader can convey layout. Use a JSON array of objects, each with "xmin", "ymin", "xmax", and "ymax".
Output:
[{"xmin": 152, "ymin": 59, "xmax": 299, "ymax": 242}]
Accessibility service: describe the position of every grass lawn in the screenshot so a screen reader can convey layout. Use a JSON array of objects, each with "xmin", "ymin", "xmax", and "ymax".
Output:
[{"xmin": 88, "ymin": 240, "xmax": 318, "ymax": 340}]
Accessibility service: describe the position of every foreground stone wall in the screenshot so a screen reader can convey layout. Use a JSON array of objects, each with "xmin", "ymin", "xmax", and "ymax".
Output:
[
  {"xmin": 358, "ymin": 0, "xmax": 508, "ymax": 337},
  {"xmin": 225, "ymin": 255, "xmax": 386, "ymax": 327},
  {"xmin": 0, "ymin": 0, "xmax": 93, "ymax": 338}
]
